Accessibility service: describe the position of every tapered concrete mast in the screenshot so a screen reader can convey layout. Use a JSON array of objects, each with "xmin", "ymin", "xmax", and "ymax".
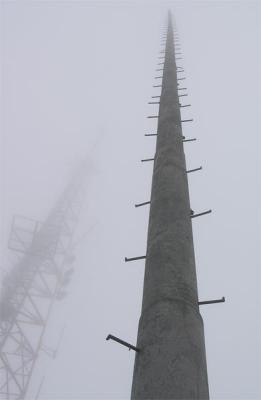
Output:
[{"xmin": 131, "ymin": 13, "xmax": 209, "ymax": 399}]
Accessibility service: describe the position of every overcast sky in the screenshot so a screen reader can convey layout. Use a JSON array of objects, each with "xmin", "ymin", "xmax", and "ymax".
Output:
[{"xmin": 1, "ymin": 1, "xmax": 261, "ymax": 399}]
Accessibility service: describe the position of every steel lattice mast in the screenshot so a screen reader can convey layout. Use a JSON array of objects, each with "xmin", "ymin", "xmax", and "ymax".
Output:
[
  {"xmin": 131, "ymin": 13, "xmax": 209, "ymax": 399},
  {"xmin": 0, "ymin": 162, "xmax": 87, "ymax": 400}
]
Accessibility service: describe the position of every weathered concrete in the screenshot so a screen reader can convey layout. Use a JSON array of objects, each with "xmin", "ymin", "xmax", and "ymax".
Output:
[{"xmin": 131, "ymin": 14, "xmax": 209, "ymax": 400}]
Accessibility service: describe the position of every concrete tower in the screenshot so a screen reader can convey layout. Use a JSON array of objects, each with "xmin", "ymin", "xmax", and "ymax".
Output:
[{"xmin": 131, "ymin": 13, "xmax": 209, "ymax": 399}]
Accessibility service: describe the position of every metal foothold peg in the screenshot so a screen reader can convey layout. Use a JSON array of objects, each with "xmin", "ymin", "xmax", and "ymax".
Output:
[
  {"xmin": 183, "ymin": 138, "xmax": 197, "ymax": 142},
  {"xmin": 106, "ymin": 334, "xmax": 140, "ymax": 353},
  {"xmin": 186, "ymin": 166, "xmax": 202, "ymax": 173},
  {"xmin": 125, "ymin": 255, "xmax": 146, "ymax": 262},
  {"xmin": 181, "ymin": 119, "xmax": 193, "ymax": 123},
  {"xmin": 141, "ymin": 158, "xmax": 155, "ymax": 162},
  {"xmin": 198, "ymin": 297, "xmax": 225, "ymax": 306},
  {"xmin": 135, "ymin": 201, "xmax": 151, "ymax": 208},
  {"xmin": 191, "ymin": 210, "xmax": 212, "ymax": 219}
]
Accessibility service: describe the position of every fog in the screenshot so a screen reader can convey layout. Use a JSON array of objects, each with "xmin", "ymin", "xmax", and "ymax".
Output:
[{"xmin": 1, "ymin": 1, "xmax": 260, "ymax": 399}]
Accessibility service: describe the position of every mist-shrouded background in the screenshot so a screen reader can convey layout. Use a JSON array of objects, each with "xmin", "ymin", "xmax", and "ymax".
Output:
[{"xmin": 1, "ymin": 0, "xmax": 260, "ymax": 399}]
